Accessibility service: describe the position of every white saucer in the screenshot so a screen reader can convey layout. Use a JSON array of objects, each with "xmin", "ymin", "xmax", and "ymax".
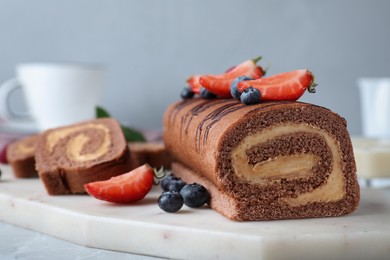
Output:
[{"xmin": 0, "ymin": 119, "xmax": 39, "ymax": 134}]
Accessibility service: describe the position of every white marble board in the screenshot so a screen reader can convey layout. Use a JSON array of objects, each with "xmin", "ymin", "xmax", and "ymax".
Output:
[{"xmin": 0, "ymin": 165, "xmax": 389, "ymax": 260}]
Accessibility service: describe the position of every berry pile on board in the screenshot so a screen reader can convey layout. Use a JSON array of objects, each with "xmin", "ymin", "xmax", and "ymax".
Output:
[
  {"xmin": 158, "ymin": 174, "xmax": 210, "ymax": 213},
  {"xmin": 84, "ymin": 164, "xmax": 210, "ymax": 214}
]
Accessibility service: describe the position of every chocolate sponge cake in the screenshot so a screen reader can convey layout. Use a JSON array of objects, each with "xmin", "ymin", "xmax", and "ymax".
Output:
[
  {"xmin": 128, "ymin": 142, "xmax": 172, "ymax": 170},
  {"xmin": 6, "ymin": 134, "xmax": 39, "ymax": 178},
  {"xmin": 35, "ymin": 118, "xmax": 132, "ymax": 195},
  {"xmin": 163, "ymin": 98, "xmax": 360, "ymax": 221}
]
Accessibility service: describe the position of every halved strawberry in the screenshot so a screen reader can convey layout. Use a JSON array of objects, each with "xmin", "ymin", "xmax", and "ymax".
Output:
[
  {"xmin": 237, "ymin": 69, "xmax": 316, "ymax": 101},
  {"xmin": 199, "ymin": 57, "xmax": 265, "ymax": 98},
  {"xmin": 84, "ymin": 164, "xmax": 154, "ymax": 203},
  {"xmin": 187, "ymin": 75, "xmax": 202, "ymax": 94},
  {"xmin": 0, "ymin": 143, "xmax": 9, "ymax": 164}
]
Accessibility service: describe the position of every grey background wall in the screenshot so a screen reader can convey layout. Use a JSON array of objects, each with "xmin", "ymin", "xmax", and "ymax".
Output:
[{"xmin": 0, "ymin": 0, "xmax": 389, "ymax": 134}]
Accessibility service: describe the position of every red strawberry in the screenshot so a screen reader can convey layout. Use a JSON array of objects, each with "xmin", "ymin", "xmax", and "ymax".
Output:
[
  {"xmin": 0, "ymin": 144, "xmax": 9, "ymax": 164},
  {"xmin": 199, "ymin": 57, "xmax": 265, "ymax": 98},
  {"xmin": 237, "ymin": 69, "xmax": 316, "ymax": 101},
  {"xmin": 84, "ymin": 164, "xmax": 154, "ymax": 203},
  {"xmin": 187, "ymin": 75, "xmax": 202, "ymax": 94}
]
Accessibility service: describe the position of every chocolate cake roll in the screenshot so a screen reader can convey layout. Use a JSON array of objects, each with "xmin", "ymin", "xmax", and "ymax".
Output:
[
  {"xmin": 6, "ymin": 134, "xmax": 39, "ymax": 178},
  {"xmin": 163, "ymin": 98, "xmax": 360, "ymax": 221},
  {"xmin": 35, "ymin": 118, "xmax": 132, "ymax": 195},
  {"xmin": 128, "ymin": 142, "xmax": 172, "ymax": 170}
]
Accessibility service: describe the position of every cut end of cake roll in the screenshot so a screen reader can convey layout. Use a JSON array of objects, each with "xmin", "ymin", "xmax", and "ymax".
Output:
[
  {"xmin": 35, "ymin": 118, "xmax": 132, "ymax": 195},
  {"xmin": 164, "ymin": 99, "xmax": 360, "ymax": 221},
  {"xmin": 6, "ymin": 134, "xmax": 40, "ymax": 178},
  {"xmin": 128, "ymin": 142, "xmax": 172, "ymax": 170}
]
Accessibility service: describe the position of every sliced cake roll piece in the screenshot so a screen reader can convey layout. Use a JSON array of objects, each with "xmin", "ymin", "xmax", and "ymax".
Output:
[
  {"xmin": 6, "ymin": 134, "xmax": 39, "ymax": 178},
  {"xmin": 128, "ymin": 142, "xmax": 172, "ymax": 170},
  {"xmin": 163, "ymin": 98, "xmax": 360, "ymax": 221},
  {"xmin": 35, "ymin": 118, "xmax": 131, "ymax": 195}
]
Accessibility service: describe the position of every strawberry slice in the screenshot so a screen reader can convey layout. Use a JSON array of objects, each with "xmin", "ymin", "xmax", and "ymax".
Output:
[
  {"xmin": 84, "ymin": 164, "xmax": 154, "ymax": 203},
  {"xmin": 0, "ymin": 143, "xmax": 9, "ymax": 164},
  {"xmin": 187, "ymin": 75, "xmax": 202, "ymax": 94},
  {"xmin": 237, "ymin": 69, "xmax": 316, "ymax": 101},
  {"xmin": 199, "ymin": 57, "xmax": 265, "ymax": 98}
]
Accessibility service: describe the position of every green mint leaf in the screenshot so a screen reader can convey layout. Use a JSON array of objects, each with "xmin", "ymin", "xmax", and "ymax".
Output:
[
  {"xmin": 96, "ymin": 106, "xmax": 111, "ymax": 118},
  {"xmin": 96, "ymin": 106, "xmax": 146, "ymax": 142},
  {"xmin": 121, "ymin": 125, "xmax": 146, "ymax": 142}
]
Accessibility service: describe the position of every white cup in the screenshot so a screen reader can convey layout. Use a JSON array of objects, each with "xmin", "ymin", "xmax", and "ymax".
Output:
[
  {"xmin": 358, "ymin": 78, "xmax": 390, "ymax": 138},
  {"xmin": 0, "ymin": 63, "xmax": 105, "ymax": 131}
]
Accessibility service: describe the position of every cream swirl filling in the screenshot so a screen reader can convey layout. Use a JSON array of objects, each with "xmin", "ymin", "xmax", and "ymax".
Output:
[
  {"xmin": 16, "ymin": 142, "xmax": 35, "ymax": 155},
  {"xmin": 231, "ymin": 124, "xmax": 345, "ymax": 206},
  {"xmin": 46, "ymin": 123, "xmax": 111, "ymax": 162}
]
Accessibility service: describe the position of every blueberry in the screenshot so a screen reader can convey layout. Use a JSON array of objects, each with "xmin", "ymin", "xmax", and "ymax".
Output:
[
  {"xmin": 167, "ymin": 178, "xmax": 186, "ymax": 192},
  {"xmin": 230, "ymin": 76, "xmax": 254, "ymax": 100},
  {"xmin": 158, "ymin": 191, "xmax": 184, "ymax": 213},
  {"xmin": 180, "ymin": 87, "xmax": 195, "ymax": 99},
  {"xmin": 180, "ymin": 183, "xmax": 210, "ymax": 208},
  {"xmin": 240, "ymin": 86, "xmax": 261, "ymax": 105},
  {"xmin": 160, "ymin": 175, "xmax": 175, "ymax": 191},
  {"xmin": 199, "ymin": 87, "xmax": 217, "ymax": 99},
  {"xmin": 160, "ymin": 175, "xmax": 186, "ymax": 192}
]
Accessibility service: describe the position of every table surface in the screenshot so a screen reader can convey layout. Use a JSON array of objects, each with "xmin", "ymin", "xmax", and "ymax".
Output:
[{"xmin": 0, "ymin": 221, "xmax": 157, "ymax": 260}]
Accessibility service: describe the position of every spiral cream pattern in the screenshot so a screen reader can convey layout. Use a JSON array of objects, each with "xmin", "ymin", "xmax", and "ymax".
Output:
[
  {"xmin": 232, "ymin": 123, "xmax": 345, "ymax": 206},
  {"xmin": 16, "ymin": 141, "xmax": 35, "ymax": 155},
  {"xmin": 46, "ymin": 123, "xmax": 111, "ymax": 162}
]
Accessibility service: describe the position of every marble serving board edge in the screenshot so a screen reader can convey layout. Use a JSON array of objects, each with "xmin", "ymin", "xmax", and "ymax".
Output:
[{"xmin": 1, "ymin": 165, "xmax": 390, "ymax": 260}]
